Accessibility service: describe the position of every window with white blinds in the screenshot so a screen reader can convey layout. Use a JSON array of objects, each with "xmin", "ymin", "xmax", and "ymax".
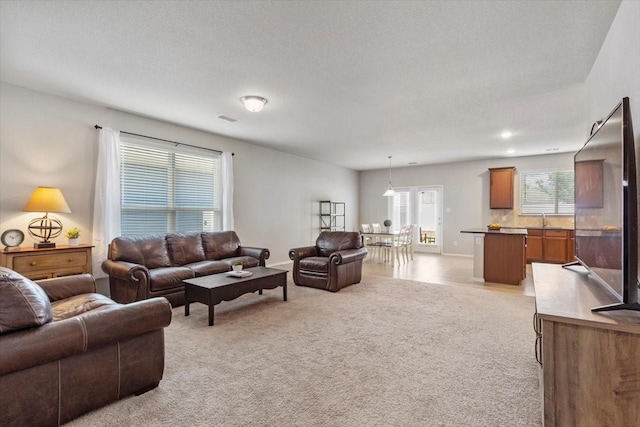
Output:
[
  {"xmin": 389, "ymin": 188, "xmax": 411, "ymax": 231},
  {"xmin": 120, "ymin": 136, "xmax": 221, "ymax": 236},
  {"xmin": 520, "ymin": 170, "xmax": 574, "ymax": 215}
]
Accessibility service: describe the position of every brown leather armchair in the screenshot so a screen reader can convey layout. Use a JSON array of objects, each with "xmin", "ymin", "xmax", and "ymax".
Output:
[
  {"xmin": 0, "ymin": 268, "xmax": 172, "ymax": 426},
  {"xmin": 289, "ymin": 231, "xmax": 368, "ymax": 292}
]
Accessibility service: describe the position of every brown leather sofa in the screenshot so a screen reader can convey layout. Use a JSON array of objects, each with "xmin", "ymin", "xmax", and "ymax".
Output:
[
  {"xmin": 102, "ymin": 231, "xmax": 270, "ymax": 306},
  {"xmin": 289, "ymin": 231, "xmax": 368, "ymax": 292},
  {"xmin": 0, "ymin": 267, "xmax": 172, "ymax": 426}
]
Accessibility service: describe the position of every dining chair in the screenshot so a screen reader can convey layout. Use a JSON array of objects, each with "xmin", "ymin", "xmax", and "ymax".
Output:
[
  {"xmin": 371, "ymin": 223, "xmax": 388, "ymax": 262},
  {"xmin": 360, "ymin": 224, "xmax": 376, "ymax": 259},
  {"xmin": 395, "ymin": 225, "xmax": 411, "ymax": 263},
  {"xmin": 403, "ymin": 224, "xmax": 416, "ymax": 261}
]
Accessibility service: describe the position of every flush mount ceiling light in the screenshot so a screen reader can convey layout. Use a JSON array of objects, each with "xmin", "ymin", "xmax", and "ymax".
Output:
[
  {"xmin": 501, "ymin": 130, "xmax": 513, "ymax": 139},
  {"xmin": 240, "ymin": 96, "xmax": 268, "ymax": 112},
  {"xmin": 383, "ymin": 156, "xmax": 395, "ymax": 197}
]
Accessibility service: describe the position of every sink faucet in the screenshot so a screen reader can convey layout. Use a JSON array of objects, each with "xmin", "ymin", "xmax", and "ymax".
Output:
[{"xmin": 542, "ymin": 213, "xmax": 547, "ymax": 228}]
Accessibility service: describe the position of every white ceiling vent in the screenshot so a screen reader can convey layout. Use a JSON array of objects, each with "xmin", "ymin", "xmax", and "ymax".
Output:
[{"xmin": 217, "ymin": 114, "xmax": 238, "ymax": 123}]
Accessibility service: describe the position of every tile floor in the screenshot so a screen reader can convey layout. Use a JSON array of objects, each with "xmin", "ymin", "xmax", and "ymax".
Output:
[{"xmin": 362, "ymin": 251, "xmax": 536, "ymax": 297}]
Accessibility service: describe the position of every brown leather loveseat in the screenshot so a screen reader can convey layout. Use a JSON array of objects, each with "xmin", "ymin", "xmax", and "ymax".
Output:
[
  {"xmin": 102, "ymin": 230, "xmax": 270, "ymax": 306},
  {"xmin": 0, "ymin": 267, "xmax": 172, "ymax": 426},
  {"xmin": 289, "ymin": 231, "xmax": 368, "ymax": 292}
]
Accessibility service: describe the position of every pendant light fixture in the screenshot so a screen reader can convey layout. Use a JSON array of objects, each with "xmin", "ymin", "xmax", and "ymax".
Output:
[{"xmin": 383, "ymin": 155, "xmax": 395, "ymax": 197}]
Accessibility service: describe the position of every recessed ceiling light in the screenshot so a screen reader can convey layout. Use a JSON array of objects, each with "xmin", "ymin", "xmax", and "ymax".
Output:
[
  {"xmin": 501, "ymin": 130, "xmax": 513, "ymax": 139},
  {"xmin": 240, "ymin": 95, "xmax": 268, "ymax": 112},
  {"xmin": 507, "ymin": 148, "xmax": 516, "ymax": 154}
]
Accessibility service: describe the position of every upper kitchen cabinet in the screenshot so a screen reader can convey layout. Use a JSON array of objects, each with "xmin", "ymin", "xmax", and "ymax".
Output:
[
  {"xmin": 575, "ymin": 160, "xmax": 604, "ymax": 208},
  {"xmin": 489, "ymin": 167, "xmax": 515, "ymax": 209}
]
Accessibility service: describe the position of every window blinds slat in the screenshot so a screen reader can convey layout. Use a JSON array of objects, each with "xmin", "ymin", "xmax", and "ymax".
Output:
[
  {"xmin": 520, "ymin": 170, "xmax": 574, "ymax": 215},
  {"xmin": 391, "ymin": 190, "xmax": 411, "ymax": 230},
  {"xmin": 120, "ymin": 137, "xmax": 222, "ymax": 236}
]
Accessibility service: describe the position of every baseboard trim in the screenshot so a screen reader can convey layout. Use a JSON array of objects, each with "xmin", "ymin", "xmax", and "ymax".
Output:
[
  {"xmin": 441, "ymin": 252, "xmax": 473, "ymax": 258},
  {"xmin": 267, "ymin": 260, "xmax": 293, "ymax": 268}
]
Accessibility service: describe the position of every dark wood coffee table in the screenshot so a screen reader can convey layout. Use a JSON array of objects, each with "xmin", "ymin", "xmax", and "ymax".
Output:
[{"xmin": 183, "ymin": 266, "xmax": 287, "ymax": 326}]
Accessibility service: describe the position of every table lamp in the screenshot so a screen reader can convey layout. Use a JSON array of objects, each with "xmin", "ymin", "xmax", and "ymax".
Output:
[{"xmin": 23, "ymin": 186, "xmax": 71, "ymax": 248}]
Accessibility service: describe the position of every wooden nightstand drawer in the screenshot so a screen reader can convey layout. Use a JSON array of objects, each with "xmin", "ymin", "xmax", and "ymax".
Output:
[
  {"xmin": 14, "ymin": 251, "xmax": 88, "ymax": 273},
  {"xmin": 1, "ymin": 245, "xmax": 93, "ymax": 279}
]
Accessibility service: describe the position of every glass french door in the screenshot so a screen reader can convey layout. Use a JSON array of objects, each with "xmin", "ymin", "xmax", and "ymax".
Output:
[{"xmin": 388, "ymin": 185, "xmax": 443, "ymax": 254}]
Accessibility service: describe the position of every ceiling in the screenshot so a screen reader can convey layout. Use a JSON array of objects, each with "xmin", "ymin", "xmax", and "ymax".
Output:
[{"xmin": 0, "ymin": 1, "xmax": 621, "ymax": 171}]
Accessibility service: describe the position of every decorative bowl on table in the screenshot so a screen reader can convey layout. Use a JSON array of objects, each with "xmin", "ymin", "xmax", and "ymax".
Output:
[{"xmin": 487, "ymin": 223, "xmax": 501, "ymax": 230}]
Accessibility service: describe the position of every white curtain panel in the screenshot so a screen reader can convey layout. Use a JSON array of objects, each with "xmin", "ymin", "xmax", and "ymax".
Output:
[
  {"xmin": 222, "ymin": 151, "xmax": 234, "ymax": 231},
  {"xmin": 92, "ymin": 128, "xmax": 122, "ymax": 278}
]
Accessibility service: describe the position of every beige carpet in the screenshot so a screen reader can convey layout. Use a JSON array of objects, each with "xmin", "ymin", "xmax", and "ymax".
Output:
[{"xmin": 68, "ymin": 275, "xmax": 540, "ymax": 426}]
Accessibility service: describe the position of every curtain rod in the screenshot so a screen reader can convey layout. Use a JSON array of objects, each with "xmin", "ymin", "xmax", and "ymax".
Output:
[{"xmin": 94, "ymin": 125, "xmax": 232, "ymax": 155}]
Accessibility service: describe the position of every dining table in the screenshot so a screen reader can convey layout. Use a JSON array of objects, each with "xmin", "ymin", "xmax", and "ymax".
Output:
[{"xmin": 360, "ymin": 231, "xmax": 405, "ymax": 266}]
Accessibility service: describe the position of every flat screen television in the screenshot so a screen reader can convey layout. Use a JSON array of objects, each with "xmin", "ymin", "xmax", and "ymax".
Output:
[{"xmin": 569, "ymin": 97, "xmax": 639, "ymax": 312}]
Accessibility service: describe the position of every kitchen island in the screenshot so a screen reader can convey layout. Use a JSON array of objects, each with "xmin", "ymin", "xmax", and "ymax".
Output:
[{"xmin": 460, "ymin": 228, "xmax": 527, "ymax": 285}]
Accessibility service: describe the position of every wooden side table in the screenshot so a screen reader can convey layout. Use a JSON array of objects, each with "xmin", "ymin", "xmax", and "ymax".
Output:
[{"xmin": 0, "ymin": 245, "xmax": 93, "ymax": 280}]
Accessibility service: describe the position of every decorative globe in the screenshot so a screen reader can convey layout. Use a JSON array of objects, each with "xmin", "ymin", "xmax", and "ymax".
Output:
[{"xmin": 383, "ymin": 219, "xmax": 392, "ymax": 227}]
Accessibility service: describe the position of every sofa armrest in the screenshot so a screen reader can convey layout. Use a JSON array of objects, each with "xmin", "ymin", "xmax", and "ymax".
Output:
[
  {"xmin": 81, "ymin": 297, "xmax": 172, "ymax": 349},
  {"xmin": 289, "ymin": 246, "xmax": 318, "ymax": 261},
  {"xmin": 102, "ymin": 259, "xmax": 149, "ymax": 282},
  {"xmin": 239, "ymin": 246, "xmax": 270, "ymax": 266},
  {"xmin": 36, "ymin": 274, "xmax": 96, "ymax": 302},
  {"xmin": 329, "ymin": 247, "xmax": 368, "ymax": 265},
  {"xmin": 0, "ymin": 297, "xmax": 171, "ymax": 376}
]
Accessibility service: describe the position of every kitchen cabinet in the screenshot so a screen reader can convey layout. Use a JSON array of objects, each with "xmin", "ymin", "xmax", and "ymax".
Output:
[
  {"xmin": 543, "ymin": 230, "xmax": 570, "ymax": 263},
  {"xmin": 489, "ymin": 167, "xmax": 515, "ymax": 209},
  {"xmin": 575, "ymin": 160, "xmax": 603, "ymax": 208},
  {"xmin": 483, "ymin": 231, "xmax": 526, "ymax": 285},
  {"xmin": 526, "ymin": 229, "xmax": 574, "ymax": 264},
  {"xmin": 574, "ymin": 234, "xmax": 622, "ymax": 269},
  {"xmin": 526, "ymin": 230, "xmax": 543, "ymax": 261}
]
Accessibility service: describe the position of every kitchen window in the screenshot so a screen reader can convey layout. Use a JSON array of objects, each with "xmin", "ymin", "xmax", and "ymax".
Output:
[
  {"xmin": 120, "ymin": 136, "xmax": 221, "ymax": 236},
  {"xmin": 520, "ymin": 169, "xmax": 574, "ymax": 215}
]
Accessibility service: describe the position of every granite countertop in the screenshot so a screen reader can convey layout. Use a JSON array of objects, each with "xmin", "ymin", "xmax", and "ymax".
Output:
[
  {"xmin": 500, "ymin": 226, "xmax": 573, "ymax": 231},
  {"xmin": 460, "ymin": 228, "xmax": 528, "ymax": 235}
]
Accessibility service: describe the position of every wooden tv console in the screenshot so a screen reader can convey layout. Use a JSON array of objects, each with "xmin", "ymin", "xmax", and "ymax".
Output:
[{"xmin": 532, "ymin": 263, "xmax": 640, "ymax": 426}]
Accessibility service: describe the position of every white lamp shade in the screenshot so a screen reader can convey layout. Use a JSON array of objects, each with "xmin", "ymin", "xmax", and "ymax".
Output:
[{"xmin": 383, "ymin": 187, "xmax": 395, "ymax": 197}]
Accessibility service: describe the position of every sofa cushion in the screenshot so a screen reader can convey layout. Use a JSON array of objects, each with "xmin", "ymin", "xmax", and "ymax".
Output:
[
  {"xmin": 51, "ymin": 293, "xmax": 118, "ymax": 321},
  {"xmin": 201, "ymin": 231, "xmax": 240, "ymax": 260},
  {"xmin": 0, "ymin": 267, "xmax": 53, "ymax": 334},
  {"xmin": 149, "ymin": 267, "xmax": 194, "ymax": 292},
  {"xmin": 110, "ymin": 235, "xmax": 171, "ymax": 269},
  {"xmin": 166, "ymin": 232, "xmax": 206, "ymax": 266},
  {"xmin": 316, "ymin": 231, "xmax": 363, "ymax": 257},
  {"xmin": 185, "ymin": 260, "xmax": 231, "ymax": 277}
]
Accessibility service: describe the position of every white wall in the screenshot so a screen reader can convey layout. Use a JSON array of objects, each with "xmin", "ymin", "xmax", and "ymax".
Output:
[
  {"xmin": 359, "ymin": 153, "xmax": 575, "ymax": 256},
  {"xmin": 586, "ymin": 0, "xmax": 640, "ymax": 278},
  {"xmin": 361, "ymin": 1, "xmax": 640, "ymax": 258},
  {"xmin": 586, "ymin": 0, "xmax": 640, "ymax": 143},
  {"xmin": 0, "ymin": 83, "xmax": 359, "ymax": 270}
]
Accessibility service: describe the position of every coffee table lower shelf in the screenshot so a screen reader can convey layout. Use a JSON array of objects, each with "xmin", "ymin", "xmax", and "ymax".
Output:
[{"xmin": 183, "ymin": 266, "xmax": 287, "ymax": 326}]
